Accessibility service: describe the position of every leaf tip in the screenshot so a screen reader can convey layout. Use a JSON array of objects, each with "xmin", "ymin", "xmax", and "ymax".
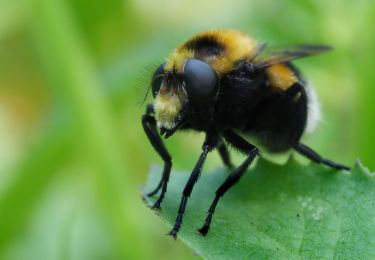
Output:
[{"xmin": 353, "ymin": 159, "xmax": 374, "ymax": 178}]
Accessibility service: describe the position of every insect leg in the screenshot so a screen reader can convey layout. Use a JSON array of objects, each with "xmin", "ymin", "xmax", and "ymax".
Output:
[
  {"xmin": 217, "ymin": 141, "xmax": 234, "ymax": 169},
  {"xmin": 197, "ymin": 130, "xmax": 259, "ymax": 236},
  {"xmin": 294, "ymin": 143, "xmax": 350, "ymax": 170},
  {"xmin": 168, "ymin": 131, "xmax": 219, "ymax": 239},
  {"xmin": 142, "ymin": 104, "xmax": 172, "ymax": 209}
]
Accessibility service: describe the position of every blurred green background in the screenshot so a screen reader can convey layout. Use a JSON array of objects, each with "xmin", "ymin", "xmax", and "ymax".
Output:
[{"xmin": 0, "ymin": 0, "xmax": 374, "ymax": 259}]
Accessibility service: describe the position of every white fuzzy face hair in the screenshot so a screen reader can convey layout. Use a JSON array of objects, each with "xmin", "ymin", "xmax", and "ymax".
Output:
[{"xmin": 153, "ymin": 91, "xmax": 182, "ymax": 130}]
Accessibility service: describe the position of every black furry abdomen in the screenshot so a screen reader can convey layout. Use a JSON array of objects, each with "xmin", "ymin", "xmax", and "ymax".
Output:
[
  {"xmin": 214, "ymin": 62, "xmax": 308, "ymax": 153},
  {"xmin": 244, "ymin": 85, "xmax": 308, "ymax": 152}
]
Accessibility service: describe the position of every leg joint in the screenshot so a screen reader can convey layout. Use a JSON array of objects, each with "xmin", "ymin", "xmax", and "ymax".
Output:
[
  {"xmin": 202, "ymin": 130, "xmax": 220, "ymax": 151},
  {"xmin": 250, "ymin": 146, "xmax": 260, "ymax": 157},
  {"xmin": 142, "ymin": 114, "xmax": 154, "ymax": 123},
  {"xmin": 165, "ymin": 157, "xmax": 172, "ymax": 164},
  {"xmin": 146, "ymin": 104, "xmax": 154, "ymax": 115}
]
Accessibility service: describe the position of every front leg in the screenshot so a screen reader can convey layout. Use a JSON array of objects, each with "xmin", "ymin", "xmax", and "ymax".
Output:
[
  {"xmin": 142, "ymin": 104, "xmax": 172, "ymax": 209},
  {"xmin": 198, "ymin": 130, "xmax": 260, "ymax": 236},
  {"xmin": 168, "ymin": 130, "xmax": 219, "ymax": 239}
]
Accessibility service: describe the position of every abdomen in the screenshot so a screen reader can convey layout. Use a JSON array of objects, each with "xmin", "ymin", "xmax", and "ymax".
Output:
[{"xmin": 245, "ymin": 63, "xmax": 311, "ymax": 152}]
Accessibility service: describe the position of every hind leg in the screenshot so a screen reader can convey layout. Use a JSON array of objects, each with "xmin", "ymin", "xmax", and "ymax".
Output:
[{"xmin": 294, "ymin": 143, "xmax": 350, "ymax": 170}]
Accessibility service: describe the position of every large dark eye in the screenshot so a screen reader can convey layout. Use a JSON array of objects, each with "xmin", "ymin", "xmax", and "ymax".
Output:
[
  {"xmin": 183, "ymin": 59, "xmax": 219, "ymax": 106},
  {"xmin": 151, "ymin": 63, "xmax": 165, "ymax": 97}
]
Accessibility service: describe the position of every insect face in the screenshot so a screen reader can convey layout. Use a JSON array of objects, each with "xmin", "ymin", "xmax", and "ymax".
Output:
[{"xmin": 152, "ymin": 59, "xmax": 219, "ymax": 130}]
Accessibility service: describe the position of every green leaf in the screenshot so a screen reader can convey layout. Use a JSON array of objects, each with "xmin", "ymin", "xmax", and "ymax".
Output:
[{"xmin": 143, "ymin": 158, "xmax": 375, "ymax": 259}]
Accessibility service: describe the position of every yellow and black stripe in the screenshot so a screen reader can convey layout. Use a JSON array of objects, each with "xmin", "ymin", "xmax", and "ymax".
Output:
[{"xmin": 165, "ymin": 29, "xmax": 258, "ymax": 75}]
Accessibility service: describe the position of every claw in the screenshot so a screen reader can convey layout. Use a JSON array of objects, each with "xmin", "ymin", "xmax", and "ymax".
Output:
[
  {"xmin": 167, "ymin": 229, "xmax": 178, "ymax": 240},
  {"xmin": 196, "ymin": 226, "xmax": 209, "ymax": 236},
  {"xmin": 149, "ymin": 201, "xmax": 161, "ymax": 211}
]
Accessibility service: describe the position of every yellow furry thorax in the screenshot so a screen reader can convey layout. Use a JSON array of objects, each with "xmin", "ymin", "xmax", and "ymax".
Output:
[
  {"xmin": 164, "ymin": 29, "xmax": 258, "ymax": 75},
  {"xmin": 154, "ymin": 93, "xmax": 182, "ymax": 130}
]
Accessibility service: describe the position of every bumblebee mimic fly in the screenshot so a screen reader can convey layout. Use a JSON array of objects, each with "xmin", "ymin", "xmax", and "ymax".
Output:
[{"xmin": 142, "ymin": 29, "xmax": 350, "ymax": 238}]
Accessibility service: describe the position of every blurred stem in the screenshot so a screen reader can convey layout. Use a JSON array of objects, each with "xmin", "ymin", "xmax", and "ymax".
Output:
[
  {"xmin": 0, "ymin": 124, "xmax": 74, "ymax": 252},
  {"xmin": 30, "ymin": 0, "xmax": 148, "ymax": 258}
]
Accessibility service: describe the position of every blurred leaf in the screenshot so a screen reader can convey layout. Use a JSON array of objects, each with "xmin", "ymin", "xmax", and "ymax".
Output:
[
  {"xmin": 0, "ymin": 124, "xmax": 74, "ymax": 252},
  {"xmin": 29, "ymin": 0, "xmax": 150, "ymax": 258},
  {"xmin": 0, "ymin": 0, "xmax": 30, "ymax": 40},
  {"xmin": 144, "ymin": 159, "xmax": 375, "ymax": 259}
]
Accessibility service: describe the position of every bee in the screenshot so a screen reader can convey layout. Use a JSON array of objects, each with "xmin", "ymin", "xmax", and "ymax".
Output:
[{"xmin": 142, "ymin": 29, "xmax": 350, "ymax": 238}]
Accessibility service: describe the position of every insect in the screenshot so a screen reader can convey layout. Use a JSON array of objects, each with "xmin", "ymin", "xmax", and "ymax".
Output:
[{"xmin": 142, "ymin": 29, "xmax": 350, "ymax": 238}]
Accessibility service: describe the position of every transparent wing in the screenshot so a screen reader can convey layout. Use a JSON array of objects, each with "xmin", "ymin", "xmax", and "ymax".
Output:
[{"xmin": 254, "ymin": 44, "xmax": 332, "ymax": 66}]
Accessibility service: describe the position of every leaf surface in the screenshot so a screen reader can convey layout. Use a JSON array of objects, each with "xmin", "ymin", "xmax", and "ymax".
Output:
[{"xmin": 144, "ymin": 159, "xmax": 375, "ymax": 259}]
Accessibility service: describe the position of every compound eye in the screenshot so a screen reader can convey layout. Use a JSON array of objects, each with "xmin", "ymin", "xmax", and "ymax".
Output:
[
  {"xmin": 183, "ymin": 59, "xmax": 219, "ymax": 106},
  {"xmin": 151, "ymin": 63, "xmax": 165, "ymax": 97}
]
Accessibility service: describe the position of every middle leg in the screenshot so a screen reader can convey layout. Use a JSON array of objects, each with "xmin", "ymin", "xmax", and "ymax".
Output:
[
  {"xmin": 197, "ymin": 130, "xmax": 260, "ymax": 236},
  {"xmin": 217, "ymin": 140, "xmax": 234, "ymax": 169},
  {"xmin": 168, "ymin": 130, "xmax": 219, "ymax": 239}
]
